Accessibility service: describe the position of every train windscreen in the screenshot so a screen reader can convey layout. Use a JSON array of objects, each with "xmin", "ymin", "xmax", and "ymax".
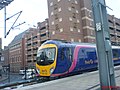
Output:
[{"xmin": 36, "ymin": 48, "xmax": 56, "ymax": 66}]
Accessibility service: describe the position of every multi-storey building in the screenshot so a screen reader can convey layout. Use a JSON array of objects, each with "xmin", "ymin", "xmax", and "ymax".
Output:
[
  {"xmin": 24, "ymin": 28, "xmax": 39, "ymax": 68},
  {"xmin": 47, "ymin": 0, "xmax": 95, "ymax": 43},
  {"xmin": 25, "ymin": 19, "xmax": 49, "ymax": 68},
  {"xmin": 108, "ymin": 15, "xmax": 120, "ymax": 45},
  {"xmin": 9, "ymin": 31, "xmax": 26, "ymax": 72},
  {"xmin": 2, "ymin": 46, "xmax": 9, "ymax": 66},
  {"xmin": 47, "ymin": 0, "xmax": 120, "ymax": 45}
]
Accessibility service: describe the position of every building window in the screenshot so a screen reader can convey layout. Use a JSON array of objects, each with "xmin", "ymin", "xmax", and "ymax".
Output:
[
  {"xmin": 51, "ymin": 21, "xmax": 54, "ymax": 25},
  {"xmin": 51, "ymin": 12, "xmax": 54, "ymax": 16},
  {"xmin": 90, "ymin": 21, "xmax": 92, "ymax": 26},
  {"xmin": 71, "ymin": 38, "xmax": 74, "ymax": 42},
  {"xmin": 55, "ymin": 14, "xmax": 58, "ymax": 20},
  {"xmin": 72, "ymin": 13, "xmax": 76, "ymax": 18},
  {"xmin": 88, "ymin": 11, "xmax": 91, "ymax": 17},
  {"xmin": 68, "ymin": 7, "xmax": 71, "ymax": 11},
  {"xmin": 76, "ymin": 10, "xmax": 79, "ymax": 13},
  {"xmin": 57, "ymin": 0, "xmax": 61, "ymax": 2},
  {"xmin": 60, "ymin": 28, "xmax": 63, "ymax": 32},
  {"xmin": 50, "ymin": 2, "xmax": 53, "ymax": 6},
  {"xmin": 91, "ymin": 30, "xmax": 93, "ymax": 35},
  {"xmin": 78, "ymin": 29, "xmax": 80, "ymax": 32},
  {"xmin": 70, "ymin": 27, "xmax": 73, "ymax": 31},
  {"xmin": 40, "ymin": 33, "xmax": 46, "ymax": 37},
  {"xmin": 54, "ymin": 4, "xmax": 58, "ymax": 10},
  {"xmin": 69, "ymin": 17, "xmax": 73, "ymax": 21},
  {"xmin": 77, "ymin": 19, "xmax": 80, "ymax": 23},
  {"xmin": 45, "ymin": 23, "xmax": 48, "ymax": 26},
  {"xmin": 79, "ymin": 39, "xmax": 81, "ymax": 42},
  {"xmin": 59, "ymin": 18, "xmax": 62, "ymax": 22},
  {"xmin": 73, "ymin": 23, "xmax": 77, "ymax": 29},
  {"xmin": 55, "ymin": 24, "xmax": 59, "ymax": 30},
  {"xmin": 52, "ymin": 31, "xmax": 55, "ymax": 35},
  {"xmin": 58, "ymin": 7, "xmax": 61, "ymax": 12},
  {"xmin": 75, "ymin": 0, "xmax": 78, "ymax": 4}
]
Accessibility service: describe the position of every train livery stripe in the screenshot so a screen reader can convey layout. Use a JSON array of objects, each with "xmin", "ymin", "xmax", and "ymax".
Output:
[
  {"xmin": 68, "ymin": 45, "xmax": 80, "ymax": 72},
  {"xmin": 68, "ymin": 45, "xmax": 94, "ymax": 73}
]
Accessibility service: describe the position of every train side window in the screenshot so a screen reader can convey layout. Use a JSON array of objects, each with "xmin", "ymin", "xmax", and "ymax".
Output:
[
  {"xmin": 78, "ymin": 48, "xmax": 87, "ymax": 60},
  {"xmin": 61, "ymin": 48, "xmax": 65, "ymax": 60},
  {"xmin": 86, "ymin": 48, "xmax": 96, "ymax": 59},
  {"xmin": 66, "ymin": 48, "xmax": 73, "ymax": 62},
  {"xmin": 112, "ymin": 49, "xmax": 119, "ymax": 58}
]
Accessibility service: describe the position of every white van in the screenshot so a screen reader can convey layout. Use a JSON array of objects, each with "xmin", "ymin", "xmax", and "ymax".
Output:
[{"xmin": 21, "ymin": 69, "xmax": 36, "ymax": 79}]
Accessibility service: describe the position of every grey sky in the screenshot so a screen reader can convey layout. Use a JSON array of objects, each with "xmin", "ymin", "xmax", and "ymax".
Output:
[{"xmin": 0, "ymin": 0, "xmax": 119, "ymax": 48}]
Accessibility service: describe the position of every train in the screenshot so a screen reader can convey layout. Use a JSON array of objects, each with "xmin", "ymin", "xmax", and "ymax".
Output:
[{"xmin": 36, "ymin": 40, "xmax": 120, "ymax": 78}]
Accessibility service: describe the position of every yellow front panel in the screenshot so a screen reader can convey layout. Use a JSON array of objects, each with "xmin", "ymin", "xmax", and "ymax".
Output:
[{"xmin": 36, "ymin": 44, "xmax": 58, "ymax": 76}]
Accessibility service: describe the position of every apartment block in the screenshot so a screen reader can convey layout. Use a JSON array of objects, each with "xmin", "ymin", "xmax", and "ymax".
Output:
[
  {"xmin": 9, "ymin": 31, "xmax": 26, "ymax": 72},
  {"xmin": 47, "ymin": 0, "xmax": 95, "ymax": 43},
  {"xmin": 47, "ymin": 0, "xmax": 120, "ymax": 45}
]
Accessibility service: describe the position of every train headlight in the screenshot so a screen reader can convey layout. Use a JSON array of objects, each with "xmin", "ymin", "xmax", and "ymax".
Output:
[
  {"xmin": 50, "ymin": 67, "xmax": 54, "ymax": 74},
  {"xmin": 36, "ymin": 68, "xmax": 40, "ymax": 74}
]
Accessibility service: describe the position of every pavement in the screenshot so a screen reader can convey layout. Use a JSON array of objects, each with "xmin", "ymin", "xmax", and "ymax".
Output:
[{"xmin": 15, "ymin": 65, "xmax": 120, "ymax": 90}]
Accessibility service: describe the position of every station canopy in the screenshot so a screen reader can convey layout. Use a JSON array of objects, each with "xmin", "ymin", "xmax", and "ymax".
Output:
[{"xmin": 0, "ymin": 0, "xmax": 14, "ymax": 10}]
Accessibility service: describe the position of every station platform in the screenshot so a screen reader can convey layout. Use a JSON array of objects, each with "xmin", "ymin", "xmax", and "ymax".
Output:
[{"xmin": 6, "ymin": 66, "xmax": 120, "ymax": 90}]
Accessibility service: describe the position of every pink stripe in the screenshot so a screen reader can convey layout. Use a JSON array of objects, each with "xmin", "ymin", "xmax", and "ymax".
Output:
[
  {"xmin": 68, "ymin": 45, "xmax": 93, "ymax": 72},
  {"xmin": 68, "ymin": 45, "xmax": 80, "ymax": 72},
  {"xmin": 52, "ymin": 45, "xmax": 94, "ymax": 76}
]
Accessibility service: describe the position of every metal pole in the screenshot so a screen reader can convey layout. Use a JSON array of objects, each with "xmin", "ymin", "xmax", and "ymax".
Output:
[
  {"xmin": 4, "ymin": 7, "xmax": 6, "ymax": 38},
  {"xmin": 8, "ymin": 64, "xmax": 10, "ymax": 83},
  {"xmin": 91, "ymin": 0, "xmax": 116, "ymax": 89}
]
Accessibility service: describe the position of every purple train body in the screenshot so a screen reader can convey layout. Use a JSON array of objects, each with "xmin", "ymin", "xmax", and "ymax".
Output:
[{"xmin": 36, "ymin": 40, "xmax": 120, "ymax": 77}]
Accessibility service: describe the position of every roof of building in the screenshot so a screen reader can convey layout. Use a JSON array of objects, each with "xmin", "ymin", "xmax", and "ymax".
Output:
[{"xmin": 9, "ymin": 30, "xmax": 26, "ymax": 46}]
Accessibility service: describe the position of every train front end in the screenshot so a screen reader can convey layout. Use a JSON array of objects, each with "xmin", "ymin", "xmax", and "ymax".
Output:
[{"xmin": 36, "ymin": 43, "xmax": 57, "ymax": 77}]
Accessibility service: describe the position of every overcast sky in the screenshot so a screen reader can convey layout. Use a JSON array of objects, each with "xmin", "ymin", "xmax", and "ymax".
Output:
[{"xmin": 0, "ymin": 0, "xmax": 120, "ymax": 48}]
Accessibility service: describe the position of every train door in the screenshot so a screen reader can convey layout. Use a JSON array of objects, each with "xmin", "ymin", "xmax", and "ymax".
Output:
[{"xmin": 57, "ymin": 46, "xmax": 73, "ymax": 73}]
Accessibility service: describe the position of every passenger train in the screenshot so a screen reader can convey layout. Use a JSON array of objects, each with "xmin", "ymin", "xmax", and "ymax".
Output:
[{"xmin": 36, "ymin": 40, "xmax": 120, "ymax": 78}]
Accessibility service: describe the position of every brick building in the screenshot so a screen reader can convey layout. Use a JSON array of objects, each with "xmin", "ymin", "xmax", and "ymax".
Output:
[
  {"xmin": 25, "ymin": 19, "xmax": 49, "ymax": 68},
  {"xmin": 47, "ymin": 0, "xmax": 120, "ymax": 44},
  {"xmin": 47, "ymin": 0, "xmax": 95, "ymax": 43},
  {"xmin": 108, "ymin": 15, "xmax": 120, "ymax": 45},
  {"xmin": 2, "ymin": 46, "xmax": 9, "ymax": 66},
  {"xmin": 9, "ymin": 31, "xmax": 26, "ymax": 72}
]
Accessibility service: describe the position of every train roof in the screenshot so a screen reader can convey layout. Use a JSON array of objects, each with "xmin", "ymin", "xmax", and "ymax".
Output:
[
  {"xmin": 43, "ymin": 40, "xmax": 120, "ymax": 49},
  {"xmin": 43, "ymin": 39, "xmax": 96, "ymax": 47}
]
